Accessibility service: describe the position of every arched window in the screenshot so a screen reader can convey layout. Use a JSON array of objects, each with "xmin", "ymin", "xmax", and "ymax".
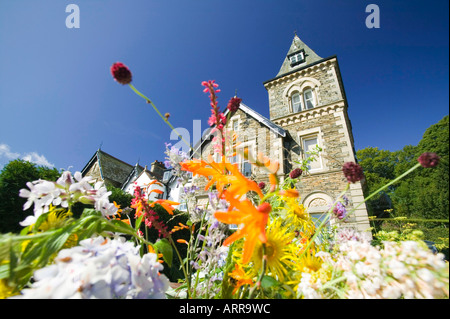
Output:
[
  {"xmin": 291, "ymin": 92, "xmax": 302, "ymax": 113},
  {"xmin": 303, "ymin": 88, "xmax": 315, "ymax": 109}
]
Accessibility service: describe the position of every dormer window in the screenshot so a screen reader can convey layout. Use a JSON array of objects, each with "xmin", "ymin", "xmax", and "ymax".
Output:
[{"xmin": 288, "ymin": 50, "xmax": 305, "ymax": 67}]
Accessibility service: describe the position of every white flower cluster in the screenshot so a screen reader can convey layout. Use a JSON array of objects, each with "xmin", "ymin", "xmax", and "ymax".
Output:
[
  {"xmin": 164, "ymin": 143, "xmax": 191, "ymax": 185},
  {"xmin": 12, "ymin": 236, "xmax": 170, "ymax": 299},
  {"xmin": 19, "ymin": 171, "xmax": 118, "ymax": 226},
  {"xmin": 298, "ymin": 238, "xmax": 449, "ymax": 299}
]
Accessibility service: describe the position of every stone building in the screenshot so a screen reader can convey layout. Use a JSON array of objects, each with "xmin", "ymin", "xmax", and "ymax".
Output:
[
  {"xmin": 81, "ymin": 148, "xmax": 166, "ymax": 200},
  {"xmin": 191, "ymin": 35, "xmax": 371, "ymax": 233}
]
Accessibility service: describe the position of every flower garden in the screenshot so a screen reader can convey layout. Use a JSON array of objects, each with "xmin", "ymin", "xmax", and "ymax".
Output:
[{"xmin": 0, "ymin": 63, "xmax": 448, "ymax": 299}]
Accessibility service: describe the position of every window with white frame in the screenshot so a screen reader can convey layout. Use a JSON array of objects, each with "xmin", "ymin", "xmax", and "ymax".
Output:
[
  {"xmin": 303, "ymin": 89, "xmax": 315, "ymax": 109},
  {"xmin": 232, "ymin": 119, "xmax": 239, "ymax": 132},
  {"xmin": 230, "ymin": 120, "xmax": 239, "ymax": 163},
  {"xmin": 291, "ymin": 92, "xmax": 302, "ymax": 113},
  {"xmin": 236, "ymin": 143, "xmax": 255, "ymax": 177},
  {"xmin": 289, "ymin": 51, "xmax": 305, "ymax": 66},
  {"xmin": 302, "ymin": 136, "xmax": 322, "ymax": 171}
]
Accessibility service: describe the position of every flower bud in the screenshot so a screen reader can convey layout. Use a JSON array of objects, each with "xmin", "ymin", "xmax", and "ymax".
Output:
[
  {"xmin": 257, "ymin": 202, "xmax": 271, "ymax": 214},
  {"xmin": 289, "ymin": 168, "xmax": 303, "ymax": 179},
  {"xmin": 110, "ymin": 62, "xmax": 132, "ymax": 85},
  {"xmin": 227, "ymin": 97, "xmax": 242, "ymax": 113}
]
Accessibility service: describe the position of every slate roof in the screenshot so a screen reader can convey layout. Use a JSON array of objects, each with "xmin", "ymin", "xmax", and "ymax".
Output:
[
  {"xmin": 275, "ymin": 34, "xmax": 323, "ymax": 78},
  {"xmin": 81, "ymin": 149, "xmax": 143, "ymax": 188}
]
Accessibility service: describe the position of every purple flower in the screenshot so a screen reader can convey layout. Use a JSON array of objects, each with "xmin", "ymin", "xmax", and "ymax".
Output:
[
  {"xmin": 289, "ymin": 168, "xmax": 303, "ymax": 179},
  {"xmin": 342, "ymin": 162, "xmax": 364, "ymax": 183},
  {"xmin": 417, "ymin": 152, "xmax": 440, "ymax": 168},
  {"xmin": 332, "ymin": 202, "xmax": 347, "ymax": 220}
]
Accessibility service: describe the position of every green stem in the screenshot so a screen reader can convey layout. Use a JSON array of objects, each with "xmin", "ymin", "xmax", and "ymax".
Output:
[
  {"xmin": 191, "ymin": 207, "xmax": 210, "ymax": 298},
  {"xmin": 348, "ymin": 162, "xmax": 421, "ymax": 216},
  {"xmin": 248, "ymin": 243, "xmax": 267, "ymax": 299},
  {"xmin": 168, "ymin": 235, "xmax": 190, "ymax": 298},
  {"xmin": 128, "ymin": 84, "xmax": 193, "ymax": 151}
]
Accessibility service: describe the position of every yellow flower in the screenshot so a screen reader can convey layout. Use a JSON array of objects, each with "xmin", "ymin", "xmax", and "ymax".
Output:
[
  {"xmin": 282, "ymin": 194, "xmax": 315, "ymax": 237},
  {"xmin": 251, "ymin": 219, "xmax": 297, "ymax": 282},
  {"xmin": 0, "ymin": 279, "xmax": 18, "ymax": 299},
  {"xmin": 37, "ymin": 206, "xmax": 73, "ymax": 231}
]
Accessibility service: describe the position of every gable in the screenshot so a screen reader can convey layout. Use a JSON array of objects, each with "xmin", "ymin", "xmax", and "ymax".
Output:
[
  {"xmin": 81, "ymin": 149, "xmax": 136, "ymax": 188},
  {"xmin": 192, "ymin": 102, "xmax": 286, "ymax": 159}
]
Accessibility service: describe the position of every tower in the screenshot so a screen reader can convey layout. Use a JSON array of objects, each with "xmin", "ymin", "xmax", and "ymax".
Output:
[{"xmin": 263, "ymin": 34, "xmax": 371, "ymax": 233}]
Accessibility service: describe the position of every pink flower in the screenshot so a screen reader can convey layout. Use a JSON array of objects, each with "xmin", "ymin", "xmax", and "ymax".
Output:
[
  {"xmin": 110, "ymin": 62, "xmax": 132, "ymax": 85},
  {"xmin": 208, "ymin": 114, "xmax": 216, "ymax": 126}
]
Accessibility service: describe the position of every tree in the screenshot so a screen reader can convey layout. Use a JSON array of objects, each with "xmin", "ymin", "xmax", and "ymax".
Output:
[
  {"xmin": 357, "ymin": 115, "xmax": 449, "ymax": 250},
  {"xmin": 0, "ymin": 160, "xmax": 60, "ymax": 234},
  {"xmin": 356, "ymin": 147, "xmax": 398, "ymax": 217},
  {"xmin": 391, "ymin": 115, "xmax": 449, "ymax": 220}
]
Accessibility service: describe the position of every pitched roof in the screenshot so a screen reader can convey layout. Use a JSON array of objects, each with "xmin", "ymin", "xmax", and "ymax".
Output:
[
  {"xmin": 275, "ymin": 34, "xmax": 323, "ymax": 78},
  {"xmin": 81, "ymin": 149, "xmax": 143, "ymax": 187},
  {"xmin": 191, "ymin": 102, "xmax": 286, "ymax": 158}
]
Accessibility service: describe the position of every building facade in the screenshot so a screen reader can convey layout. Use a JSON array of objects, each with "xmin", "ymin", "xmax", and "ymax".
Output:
[{"xmin": 192, "ymin": 35, "xmax": 371, "ymax": 234}]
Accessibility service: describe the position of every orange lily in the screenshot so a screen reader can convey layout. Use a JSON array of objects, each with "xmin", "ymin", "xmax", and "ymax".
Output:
[
  {"xmin": 215, "ymin": 193, "xmax": 271, "ymax": 264},
  {"xmin": 228, "ymin": 264, "xmax": 254, "ymax": 294},
  {"xmin": 279, "ymin": 188, "xmax": 300, "ymax": 198},
  {"xmin": 180, "ymin": 156, "xmax": 263, "ymax": 205}
]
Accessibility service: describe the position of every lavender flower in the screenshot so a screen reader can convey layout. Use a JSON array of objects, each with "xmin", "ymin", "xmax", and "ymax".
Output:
[
  {"xmin": 332, "ymin": 201, "xmax": 347, "ymax": 220},
  {"xmin": 164, "ymin": 143, "xmax": 191, "ymax": 185}
]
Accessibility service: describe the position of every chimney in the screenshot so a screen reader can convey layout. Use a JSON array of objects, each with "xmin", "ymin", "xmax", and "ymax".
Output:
[{"xmin": 150, "ymin": 160, "xmax": 165, "ymax": 180}]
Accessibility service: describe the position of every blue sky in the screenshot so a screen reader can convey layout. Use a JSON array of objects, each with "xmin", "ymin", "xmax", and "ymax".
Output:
[{"xmin": 0, "ymin": 0, "xmax": 448, "ymax": 172}]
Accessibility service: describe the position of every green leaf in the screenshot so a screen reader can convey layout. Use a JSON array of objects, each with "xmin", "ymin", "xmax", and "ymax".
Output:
[
  {"xmin": 134, "ymin": 215, "xmax": 144, "ymax": 231},
  {"xmin": 261, "ymin": 275, "xmax": 280, "ymax": 289},
  {"xmin": 80, "ymin": 208, "xmax": 101, "ymax": 218},
  {"xmin": 153, "ymin": 238, "xmax": 173, "ymax": 267}
]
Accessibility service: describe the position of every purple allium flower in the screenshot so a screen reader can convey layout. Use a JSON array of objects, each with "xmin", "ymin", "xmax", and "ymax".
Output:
[
  {"xmin": 342, "ymin": 162, "xmax": 364, "ymax": 183},
  {"xmin": 289, "ymin": 168, "xmax": 303, "ymax": 179},
  {"xmin": 110, "ymin": 62, "xmax": 132, "ymax": 85},
  {"xmin": 417, "ymin": 152, "xmax": 440, "ymax": 168}
]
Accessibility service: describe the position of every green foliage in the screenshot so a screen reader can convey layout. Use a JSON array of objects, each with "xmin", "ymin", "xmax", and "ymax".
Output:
[
  {"xmin": 0, "ymin": 160, "xmax": 60, "ymax": 234},
  {"xmin": 106, "ymin": 184, "xmax": 133, "ymax": 210},
  {"xmin": 358, "ymin": 115, "xmax": 449, "ymax": 251}
]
